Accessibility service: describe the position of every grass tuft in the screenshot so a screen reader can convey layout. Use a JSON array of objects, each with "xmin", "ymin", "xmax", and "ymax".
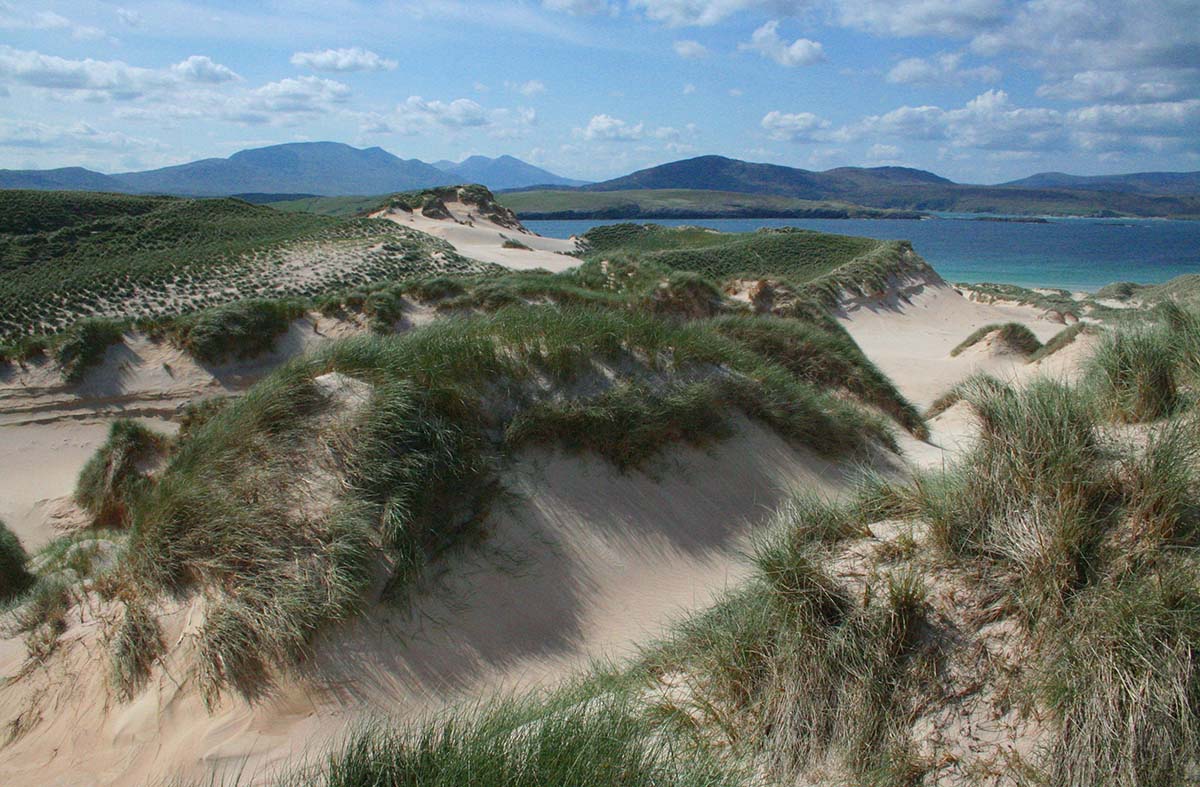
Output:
[
  {"xmin": 55, "ymin": 318, "xmax": 125, "ymax": 383},
  {"xmin": 0, "ymin": 518, "xmax": 33, "ymax": 600},
  {"xmin": 1084, "ymin": 324, "xmax": 1180, "ymax": 422},
  {"xmin": 950, "ymin": 322, "xmax": 1042, "ymax": 358},
  {"xmin": 75, "ymin": 419, "xmax": 164, "ymax": 528}
]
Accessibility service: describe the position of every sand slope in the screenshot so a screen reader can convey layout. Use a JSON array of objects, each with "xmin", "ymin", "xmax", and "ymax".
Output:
[
  {"xmin": 0, "ymin": 418, "xmax": 879, "ymax": 786},
  {"xmin": 376, "ymin": 200, "xmax": 579, "ymax": 271},
  {"xmin": 836, "ymin": 272, "xmax": 1091, "ymax": 468}
]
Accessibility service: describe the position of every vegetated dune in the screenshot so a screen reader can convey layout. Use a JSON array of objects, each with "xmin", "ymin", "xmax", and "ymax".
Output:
[
  {"xmin": 0, "ymin": 219, "xmax": 1122, "ymax": 787},
  {"xmin": 0, "ymin": 418, "xmax": 873, "ymax": 786}
]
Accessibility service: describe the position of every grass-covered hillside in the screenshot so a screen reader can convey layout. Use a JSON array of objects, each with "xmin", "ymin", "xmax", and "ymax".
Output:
[
  {"xmin": 497, "ymin": 188, "xmax": 926, "ymax": 220},
  {"xmin": 0, "ymin": 190, "xmax": 494, "ymax": 342},
  {"xmin": 577, "ymin": 223, "xmax": 935, "ymax": 302}
]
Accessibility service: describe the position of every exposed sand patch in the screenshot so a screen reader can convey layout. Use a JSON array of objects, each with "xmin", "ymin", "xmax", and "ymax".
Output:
[
  {"xmin": 837, "ymin": 273, "xmax": 1076, "ymax": 469},
  {"xmin": 0, "ymin": 313, "xmax": 376, "ymax": 549},
  {"xmin": 376, "ymin": 201, "xmax": 579, "ymax": 272}
]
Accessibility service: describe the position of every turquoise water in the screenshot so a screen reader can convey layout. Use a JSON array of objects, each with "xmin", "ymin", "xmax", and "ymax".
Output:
[{"xmin": 523, "ymin": 215, "xmax": 1200, "ymax": 292}]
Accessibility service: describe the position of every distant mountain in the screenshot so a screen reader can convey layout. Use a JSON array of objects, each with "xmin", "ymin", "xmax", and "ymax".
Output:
[
  {"xmin": 1000, "ymin": 171, "xmax": 1200, "ymax": 196},
  {"xmin": 111, "ymin": 142, "xmax": 455, "ymax": 196},
  {"xmin": 578, "ymin": 155, "xmax": 1200, "ymax": 218},
  {"xmin": 0, "ymin": 166, "xmax": 126, "ymax": 192},
  {"xmin": 432, "ymin": 155, "xmax": 588, "ymax": 190},
  {"xmin": 585, "ymin": 155, "xmax": 954, "ymax": 200}
]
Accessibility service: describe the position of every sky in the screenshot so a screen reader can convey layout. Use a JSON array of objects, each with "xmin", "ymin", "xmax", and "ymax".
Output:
[{"xmin": 0, "ymin": 0, "xmax": 1198, "ymax": 183}]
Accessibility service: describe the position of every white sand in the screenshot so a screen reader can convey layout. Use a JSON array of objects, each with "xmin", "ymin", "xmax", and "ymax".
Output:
[{"xmin": 375, "ymin": 200, "xmax": 579, "ymax": 271}]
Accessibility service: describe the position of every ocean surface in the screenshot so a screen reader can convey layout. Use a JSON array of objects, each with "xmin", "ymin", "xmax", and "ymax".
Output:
[{"xmin": 523, "ymin": 215, "xmax": 1200, "ymax": 292}]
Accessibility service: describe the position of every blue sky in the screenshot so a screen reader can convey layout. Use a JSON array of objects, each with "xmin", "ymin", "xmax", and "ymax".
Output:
[{"xmin": 1, "ymin": 0, "xmax": 1197, "ymax": 183}]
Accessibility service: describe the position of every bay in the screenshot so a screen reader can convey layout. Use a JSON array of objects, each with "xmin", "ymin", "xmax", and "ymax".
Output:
[{"xmin": 523, "ymin": 215, "xmax": 1200, "ymax": 292}]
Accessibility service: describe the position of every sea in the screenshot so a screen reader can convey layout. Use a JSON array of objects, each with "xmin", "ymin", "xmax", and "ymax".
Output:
[{"xmin": 523, "ymin": 214, "xmax": 1200, "ymax": 293}]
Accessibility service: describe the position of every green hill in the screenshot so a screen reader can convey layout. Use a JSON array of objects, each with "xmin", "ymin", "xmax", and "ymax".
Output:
[
  {"xmin": 0, "ymin": 190, "xmax": 493, "ymax": 341},
  {"xmin": 577, "ymin": 155, "xmax": 1200, "ymax": 218}
]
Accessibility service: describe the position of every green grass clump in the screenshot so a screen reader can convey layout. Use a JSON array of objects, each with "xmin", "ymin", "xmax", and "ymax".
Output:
[
  {"xmin": 1040, "ymin": 563, "xmax": 1200, "ymax": 787},
  {"xmin": 649, "ymin": 487, "xmax": 929, "ymax": 783},
  {"xmin": 0, "ymin": 334, "xmax": 50, "ymax": 365},
  {"xmin": 1084, "ymin": 324, "xmax": 1180, "ymax": 422},
  {"xmin": 950, "ymin": 322, "xmax": 1042, "ymax": 358},
  {"xmin": 1029, "ymin": 322, "xmax": 1093, "ymax": 362},
  {"xmin": 642, "ymin": 270, "xmax": 724, "ymax": 318},
  {"xmin": 924, "ymin": 373, "xmax": 1008, "ymax": 419},
  {"xmin": 0, "ymin": 518, "xmax": 33, "ymax": 600},
  {"xmin": 915, "ymin": 377, "xmax": 1107, "ymax": 625},
  {"xmin": 170, "ymin": 299, "xmax": 307, "ymax": 364},
  {"xmin": 710, "ymin": 314, "xmax": 927, "ymax": 439},
  {"xmin": 55, "ymin": 318, "xmax": 126, "ymax": 382},
  {"xmin": 309, "ymin": 690, "xmax": 735, "ymax": 787},
  {"xmin": 75, "ymin": 420, "xmax": 164, "ymax": 528},
  {"xmin": 107, "ymin": 600, "xmax": 163, "ymax": 701}
]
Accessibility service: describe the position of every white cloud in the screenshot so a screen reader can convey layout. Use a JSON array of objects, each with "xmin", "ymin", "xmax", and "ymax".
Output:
[
  {"xmin": 506, "ymin": 79, "xmax": 546, "ymax": 96},
  {"xmin": 868, "ymin": 143, "xmax": 902, "ymax": 160},
  {"xmin": 541, "ymin": 0, "xmax": 616, "ymax": 13},
  {"xmin": 0, "ymin": 4, "xmax": 106, "ymax": 40},
  {"xmin": 579, "ymin": 114, "xmax": 645, "ymax": 141},
  {"xmin": 673, "ymin": 39, "xmax": 709, "ymax": 58},
  {"xmin": 838, "ymin": 0, "xmax": 1008, "ymax": 38},
  {"xmin": 171, "ymin": 55, "xmax": 240, "ymax": 84},
  {"xmin": 1037, "ymin": 69, "xmax": 1191, "ymax": 104},
  {"xmin": 116, "ymin": 8, "xmax": 142, "ymax": 27},
  {"xmin": 398, "ymin": 96, "xmax": 489, "ymax": 128},
  {"xmin": 629, "ymin": 0, "xmax": 806, "ymax": 27},
  {"xmin": 0, "ymin": 46, "xmax": 240, "ymax": 100},
  {"xmin": 761, "ymin": 110, "xmax": 831, "ymax": 141},
  {"xmin": 243, "ymin": 76, "xmax": 351, "ymax": 116},
  {"xmin": 886, "ymin": 52, "xmax": 999, "ymax": 85},
  {"xmin": 683, "ymin": 82, "xmax": 697, "ymax": 94},
  {"xmin": 739, "ymin": 21, "xmax": 823, "ymax": 67},
  {"xmin": 290, "ymin": 48, "xmax": 397, "ymax": 73},
  {"xmin": 0, "ymin": 119, "xmax": 158, "ymax": 152}
]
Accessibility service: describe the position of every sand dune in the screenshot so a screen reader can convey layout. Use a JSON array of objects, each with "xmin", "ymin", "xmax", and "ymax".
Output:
[
  {"xmin": 375, "ymin": 200, "xmax": 579, "ymax": 271},
  {"xmin": 0, "ymin": 238, "xmax": 1102, "ymax": 785},
  {"xmin": 0, "ymin": 418, "xmax": 875, "ymax": 786}
]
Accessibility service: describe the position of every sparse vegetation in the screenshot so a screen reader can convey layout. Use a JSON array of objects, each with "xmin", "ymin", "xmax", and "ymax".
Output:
[{"xmin": 0, "ymin": 190, "xmax": 497, "ymax": 344}]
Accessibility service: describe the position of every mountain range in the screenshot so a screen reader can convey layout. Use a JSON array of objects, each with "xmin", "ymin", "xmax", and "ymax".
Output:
[
  {"xmin": 570, "ymin": 155, "xmax": 1200, "ymax": 218},
  {"xmin": 0, "ymin": 143, "xmax": 584, "ymax": 196},
  {"xmin": 1, "ymin": 144, "xmax": 1198, "ymax": 217}
]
